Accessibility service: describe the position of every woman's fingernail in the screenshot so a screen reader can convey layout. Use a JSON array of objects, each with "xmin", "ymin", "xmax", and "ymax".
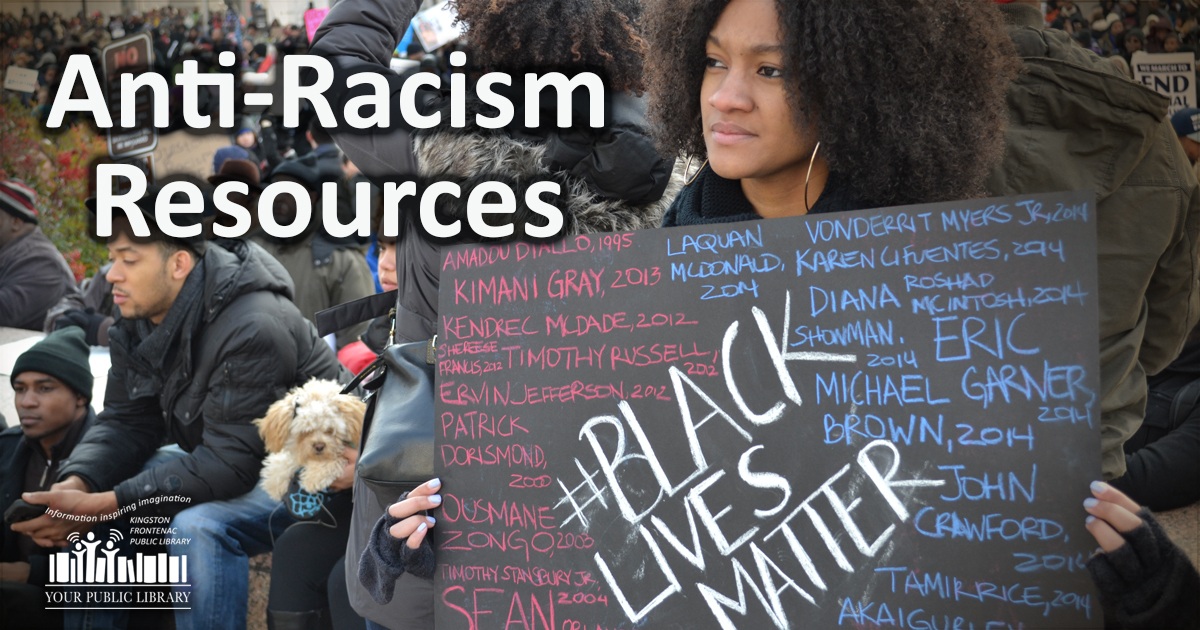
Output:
[
  {"xmin": 1083, "ymin": 498, "xmax": 1099, "ymax": 509},
  {"xmin": 428, "ymin": 478, "xmax": 442, "ymax": 489},
  {"xmin": 429, "ymin": 494, "xmax": 442, "ymax": 505},
  {"xmin": 416, "ymin": 522, "xmax": 427, "ymax": 533},
  {"xmin": 1090, "ymin": 480, "xmax": 1110, "ymax": 494},
  {"xmin": 427, "ymin": 516, "xmax": 436, "ymax": 525},
  {"xmin": 1086, "ymin": 515, "xmax": 1096, "ymax": 525}
]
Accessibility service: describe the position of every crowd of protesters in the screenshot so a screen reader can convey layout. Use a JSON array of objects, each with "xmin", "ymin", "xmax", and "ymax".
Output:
[{"xmin": 3, "ymin": 1, "xmax": 1200, "ymax": 630}]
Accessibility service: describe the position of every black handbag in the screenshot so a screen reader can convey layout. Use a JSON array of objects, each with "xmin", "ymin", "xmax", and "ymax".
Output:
[{"xmin": 339, "ymin": 337, "xmax": 437, "ymax": 497}]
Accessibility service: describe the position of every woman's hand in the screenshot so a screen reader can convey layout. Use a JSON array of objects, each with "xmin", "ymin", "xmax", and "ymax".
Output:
[
  {"xmin": 327, "ymin": 447, "xmax": 359, "ymax": 492},
  {"xmin": 1084, "ymin": 480, "xmax": 1144, "ymax": 552},
  {"xmin": 387, "ymin": 478, "xmax": 441, "ymax": 549}
]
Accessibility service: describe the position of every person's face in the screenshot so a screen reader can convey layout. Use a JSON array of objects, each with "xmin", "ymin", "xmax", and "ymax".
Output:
[
  {"xmin": 1127, "ymin": 35, "xmax": 1142, "ymax": 52},
  {"xmin": 1181, "ymin": 136, "xmax": 1200, "ymax": 164},
  {"xmin": 236, "ymin": 130, "xmax": 256, "ymax": 148},
  {"xmin": 0, "ymin": 211, "xmax": 31, "ymax": 250},
  {"xmin": 12, "ymin": 371, "xmax": 85, "ymax": 450},
  {"xmin": 270, "ymin": 175, "xmax": 316, "ymax": 227},
  {"xmin": 105, "ymin": 228, "xmax": 187, "ymax": 324},
  {"xmin": 377, "ymin": 239, "xmax": 398, "ymax": 293},
  {"xmin": 1111, "ymin": 21, "xmax": 1124, "ymax": 37},
  {"xmin": 700, "ymin": 0, "xmax": 816, "ymax": 187},
  {"xmin": 1165, "ymin": 35, "xmax": 1180, "ymax": 52}
]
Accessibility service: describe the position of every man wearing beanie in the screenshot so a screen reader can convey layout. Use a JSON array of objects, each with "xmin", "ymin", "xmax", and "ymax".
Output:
[
  {"xmin": 0, "ymin": 178, "xmax": 80, "ymax": 330},
  {"xmin": 10, "ymin": 200, "xmax": 346, "ymax": 630},
  {"xmin": 0, "ymin": 327, "xmax": 95, "ymax": 628}
]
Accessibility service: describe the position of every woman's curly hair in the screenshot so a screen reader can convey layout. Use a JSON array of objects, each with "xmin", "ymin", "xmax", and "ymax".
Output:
[
  {"xmin": 450, "ymin": 0, "xmax": 649, "ymax": 93},
  {"xmin": 644, "ymin": 0, "xmax": 1020, "ymax": 208}
]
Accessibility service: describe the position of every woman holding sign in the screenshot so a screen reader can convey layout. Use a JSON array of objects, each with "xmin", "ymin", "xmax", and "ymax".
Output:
[{"xmin": 639, "ymin": 1, "xmax": 1200, "ymax": 628}]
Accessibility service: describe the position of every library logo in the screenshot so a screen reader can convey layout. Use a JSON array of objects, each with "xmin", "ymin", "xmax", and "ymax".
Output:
[{"xmin": 44, "ymin": 528, "xmax": 192, "ymax": 610}]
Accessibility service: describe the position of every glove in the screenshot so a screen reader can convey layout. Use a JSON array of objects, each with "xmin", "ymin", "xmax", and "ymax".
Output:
[{"xmin": 54, "ymin": 308, "xmax": 108, "ymax": 346}]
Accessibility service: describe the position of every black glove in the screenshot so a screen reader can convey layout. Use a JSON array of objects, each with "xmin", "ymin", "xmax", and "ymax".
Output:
[{"xmin": 54, "ymin": 308, "xmax": 107, "ymax": 346}]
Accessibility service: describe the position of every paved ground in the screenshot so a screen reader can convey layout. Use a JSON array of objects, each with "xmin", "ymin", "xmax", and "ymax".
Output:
[{"xmin": 153, "ymin": 129, "xmax": 231, "ymax": 178}]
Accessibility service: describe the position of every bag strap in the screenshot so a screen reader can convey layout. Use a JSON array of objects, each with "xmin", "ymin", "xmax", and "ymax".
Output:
[
  {"xmin": 339, "ymin": 336, "xmax": 438, "ymax": 396},
  {"xmin": 316, "ymin": 290, "xmax": 399, "ymax": 338}
]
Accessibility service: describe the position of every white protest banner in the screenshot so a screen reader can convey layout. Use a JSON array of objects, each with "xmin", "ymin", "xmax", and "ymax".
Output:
[
  {"xmin": 1132, "ymin": 51, "xmax": 1197, "ymax": 115},
  {"xmin": 3, "ymin": 66, "xmax": 38, "ymax": 93}
]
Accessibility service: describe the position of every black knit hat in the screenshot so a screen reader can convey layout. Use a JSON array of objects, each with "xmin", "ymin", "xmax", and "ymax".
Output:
[{"xmin": 12, "ymin": 328, "xmax": 94, "ymax": 401}]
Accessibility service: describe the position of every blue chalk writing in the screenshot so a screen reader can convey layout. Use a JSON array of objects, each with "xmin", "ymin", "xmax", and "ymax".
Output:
[
  {"xmin": 933, "ymin": 314, "xmax": 1040, "ymax": 362},
  {"xmin": 953, "ymin": 424, "xmax": 1035, "ymax": 451},
  {"xmin": 1012, "ymin": 551, "xmax": 1089, "ymax": 574},
  {"xmin": 912, "ymin": 284, "xmax": 1089, "ymax": 316},
  {"xmin": 1016, "ymin": 199, "xmax": 1089, "ymax": 226},
  {"xmin": 938, "ymin": 464, "xmax": 1036, "ymax": 503},
  {"xmin": 794, "ymin": 247, "xmax": 882, "ymax": 276},
  {"xmin": 815, "ymin": 372, "xmax": 951, "ymax": 406},
  {"xmin": 961, "ymin": 362, "xmax": 1092, "ymax": 409},
  {"xmin": 904, "ymin": 272, "xmax": 995, "ymax": 293},
  {"xmin": 810, "ymin": 283, "xmax": 901, "ymax": 316},
  {"xmin": 666, "ymin": 225, "xmax": 763, "ymax": 257},
  {"xmin": 700, "ymin": 280, "xmax": 760, "ymax": 300},
  {"xmin": 791, "ymin": 319, "xmax": 895, "ymax": 349},
  {"xmin": 875, "ymin": 566, "xmax": 1092, "ymax": 619},
  {"xmin": 803, "ymin": 212, "xmax": 931, "ymax": 243},
  {"xmin": 939, "ymin": 204, "xmax": 1013, "ymax": 232},
  {"xmin": 669, "ymin": 254, "xmax": 783, "ymax": 282},
  {"xmin": 823, "ymin": 413, "xmax": 944, "ymax": 447},
  {"xmin": 912, "ymin": 508, "xmax": 1064, "ymax": 542}
]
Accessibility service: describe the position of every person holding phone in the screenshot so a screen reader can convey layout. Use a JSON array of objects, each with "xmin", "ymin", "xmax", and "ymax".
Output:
[{"xmin": 0, "ymin": 327, "xmax": 96, "ymax": 628}]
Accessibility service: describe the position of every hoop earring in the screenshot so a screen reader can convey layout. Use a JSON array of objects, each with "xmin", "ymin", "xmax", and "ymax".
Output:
[
  {"xmin": 804, "ymin": 141, "xmax": 821, "ymax": 214},
  {"xmin": 684, "ymin": 156, "xmax": 708, "ymax": 187}
]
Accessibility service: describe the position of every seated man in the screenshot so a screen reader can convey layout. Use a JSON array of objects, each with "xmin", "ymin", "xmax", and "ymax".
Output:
[
  {"xmin": 12, "ymin": 184, "xmax": 346, "ymax": 630},
  {"xmin": 1, "ymin": 327, "xmax": 96, "ymax": 628},
  {"xmin": 0, "ymin": 179, "xmax": 79, "ymax": 330}
]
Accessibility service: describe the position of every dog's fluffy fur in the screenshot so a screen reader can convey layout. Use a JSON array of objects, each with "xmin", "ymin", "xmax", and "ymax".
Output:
[{"xmin": 255, "ymin": 378, "xmax": 365, "ymax": 500}]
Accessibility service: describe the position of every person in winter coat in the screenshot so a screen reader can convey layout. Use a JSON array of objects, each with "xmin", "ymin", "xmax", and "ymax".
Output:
[
  {"xmin": 12, "ymin": 183, "xmax": 347, "ymax": 630},
  {"xmin": 306, "ymin": 0, "xmax": 681, "ymax": 627},
  {"xmin": 1, "ymin": 328, "xmax": 96, "ymax": 629},
  {"xmin": 991, "ymin": 1, "xmax": 1200, "ymax": 488},
  {"xmin": 0, "ymin": 179, "xmax": 79, "ymax": 332}
]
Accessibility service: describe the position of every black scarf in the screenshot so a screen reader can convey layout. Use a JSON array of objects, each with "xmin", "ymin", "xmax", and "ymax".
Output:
[
  {"xmin": 660, "ymin": 163, "xmax": 863, "ymax": 227},
  {"xmin": 124, "ymin": 259, "xmax": 208, "ymax": 391}
]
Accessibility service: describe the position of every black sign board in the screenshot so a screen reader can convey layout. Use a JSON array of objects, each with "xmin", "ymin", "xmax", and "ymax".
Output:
[
  {"xmin": 434, "ymin": 190, "xmax": 1101, "ymax": 629},
  {"xmin": 102, "ymin": 33, "xmax": 158, "ymax": 159}
]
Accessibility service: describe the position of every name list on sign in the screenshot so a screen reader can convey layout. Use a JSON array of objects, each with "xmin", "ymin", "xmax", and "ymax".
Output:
[{"xmin": 433, "ymin": 190, "xmax": 1100, "ymax": 630}]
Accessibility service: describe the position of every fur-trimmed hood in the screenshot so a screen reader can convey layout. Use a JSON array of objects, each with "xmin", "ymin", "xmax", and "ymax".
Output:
[{"xmin": 412, "ymin": 92, "xmax": 682, "ymax": 236}]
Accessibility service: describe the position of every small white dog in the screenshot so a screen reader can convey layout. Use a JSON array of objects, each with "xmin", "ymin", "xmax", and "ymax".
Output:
[{"xmin": 255, "ymin": 378, "xmax": 366, "ymax": 500}]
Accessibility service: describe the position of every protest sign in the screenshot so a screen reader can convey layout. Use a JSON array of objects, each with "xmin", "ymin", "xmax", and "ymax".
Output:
[
  {"xmin": 3, "ymin": 66, "xmax": 38, "ymax": 93},
  {"xmin": 1132, "ymin": 51, "xmax": 1197, "ymax": 115},
  {"xmin": 412, "ymin": 0, "xmax": 466, "ymax": 53},
  {"xmin": 434, "ymin": 190, "xmax": 1102, "ymax": 628},
  {"xmin": 102, "ymin": 33, "xmax": 157, "ymax": 158},
  {"xmin": 304, "ymin": 8, "xmax": 330, "ymax": 43}
]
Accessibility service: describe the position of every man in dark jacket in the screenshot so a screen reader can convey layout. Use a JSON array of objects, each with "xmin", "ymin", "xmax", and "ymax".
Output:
[
  {"xmin": 0, "ymin": 179, "xmax": 79, "ymax": 331},
  {"xmin": 11, "ymin": 202, "xmax": 346, "ymax": 630},
  {"xmin": 1, "ymin": 327, "xmax": 96, "ymax": 629}
]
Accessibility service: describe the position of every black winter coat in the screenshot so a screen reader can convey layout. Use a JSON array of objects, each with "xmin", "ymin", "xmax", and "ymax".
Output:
[
  {"xmin": 0, "ymin": 409, "xmax": 96, "ymax": 587},
  {"xmin": 57, "ymin": 240, "xmax": 345, "ymax": 517}
]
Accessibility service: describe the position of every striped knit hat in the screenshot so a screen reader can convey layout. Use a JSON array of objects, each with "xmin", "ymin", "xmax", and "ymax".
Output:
[{"xmin": 0, "ymin": 179, "xmax": 39, "ymax": 224}]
